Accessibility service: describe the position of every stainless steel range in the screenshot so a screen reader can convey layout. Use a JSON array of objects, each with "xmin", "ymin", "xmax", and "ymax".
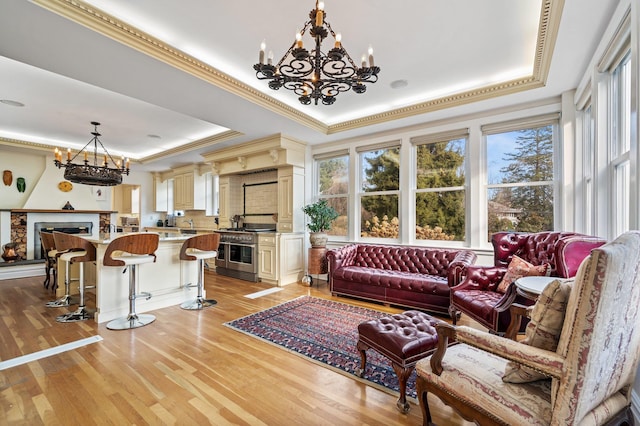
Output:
[{"xmin": 215, "ymin": 225, "xmax": 276, "ymax": 282}]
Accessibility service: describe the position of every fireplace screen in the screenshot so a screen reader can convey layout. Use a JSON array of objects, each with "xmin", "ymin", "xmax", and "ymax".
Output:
[{"xmin": 34, "ymin": 222, "xmax": 93, "ymax": 259}]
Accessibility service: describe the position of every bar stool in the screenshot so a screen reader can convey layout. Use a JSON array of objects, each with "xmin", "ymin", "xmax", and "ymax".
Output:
[
  {"xmin": 45, "ymin": 231, "xmax": 79, "ymax": 308},
  {"xmin": 51, "ymin": 231, "xmax": 96, "ymax": 322},
  {"xmin": 179, "ymin": 233, "xmax": 220, "ymax": 310},
  {"xmin": 103, "ymin": 233, "xmax": 159, "ymax": 330},
  {"xmin": 40, "ymin": 231, "xmax": 61, "ymax": 290}
]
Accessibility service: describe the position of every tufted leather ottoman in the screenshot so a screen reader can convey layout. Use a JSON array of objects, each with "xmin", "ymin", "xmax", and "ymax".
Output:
[{"xmin": 357, "ymin": 311, "xmax": 443, "ymax": 413}]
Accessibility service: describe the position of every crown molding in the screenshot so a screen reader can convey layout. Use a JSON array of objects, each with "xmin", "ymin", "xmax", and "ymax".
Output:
[
  {"xmin": 0, "ymin": 136, "xmax": 54, "ymax": 153},
  {"xmin": 32, "ymin": 0, "xmax": 563, "ymax": 135},
  {"xmin": 32, "ymin": 0, "xmax": 328, "ymax": 134},
  {"xmin": 138, "ymin": 130, "xmax": 244, "ymax": 164},
  {"xmin": 327, "ymin": 0, "xmax": 563, "ymax": 134},
  {"xmin": 0, "ymin": 136, "xmax": 145, "ymax": 165}
]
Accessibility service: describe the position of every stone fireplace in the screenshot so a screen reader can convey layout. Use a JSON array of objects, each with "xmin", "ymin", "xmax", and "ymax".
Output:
[{"xmin": 9, "ymin": 210, "xmax": 112, "ymax": 261}]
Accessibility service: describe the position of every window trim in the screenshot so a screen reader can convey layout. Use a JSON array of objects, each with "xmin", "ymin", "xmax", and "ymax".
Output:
[
  {"xmin": 410, "ymin": 128, "xmax": 469, "ymax": 145},
  {"xmin": 481, "ymin": 113, "xmax": 561, "ymax": 135}
]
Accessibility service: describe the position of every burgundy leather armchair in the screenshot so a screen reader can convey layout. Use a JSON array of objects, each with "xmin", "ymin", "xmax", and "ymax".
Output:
[{"xmin": 449, "ymin": 231, "xmax": 606, "ymax": 334}]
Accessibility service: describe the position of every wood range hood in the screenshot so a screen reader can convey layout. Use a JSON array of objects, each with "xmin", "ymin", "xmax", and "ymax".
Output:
[{"xmin": 200, "ymin": 134, "xmax": 307, "ymax": 176}]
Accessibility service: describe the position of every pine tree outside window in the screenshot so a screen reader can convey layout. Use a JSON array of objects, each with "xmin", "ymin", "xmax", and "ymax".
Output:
[
  {"xmin": 358, "ymin": 142, "xmax": 400, "ymax": 239},
  {"xmin": 315, "ymin": 152, "xmax": 349, "ymax": 237},
  {"xmin": 484, "ymin": 116, "xmax": 557, "ymax": 240},
  {"xmin": 412, "ymin": 129, "xmax": 467, "ymax": 241}
]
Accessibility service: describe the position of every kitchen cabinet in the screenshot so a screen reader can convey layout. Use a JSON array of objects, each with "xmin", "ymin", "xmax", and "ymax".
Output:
[
  {"xmin": 173, "ymin": 170, "xmax": 206, "ymax": 211},
  {"xmin": 153, "ymin": 174, "xmax": 169, "ymax": 212},
  {"xmin": 112, "ymin": 184, "xmax": 139, "ymax": 214},
  {"xmin": 257, "ymin": 233, "xmax": 303, "ymax": 286},
  {"xmin": 279, "ymin": 233, "xmax": 304, "ymax": 283},
  {"xmin": 277, "ymin": 166, "xmax": 304, "ymax": 232},
  {"xmin": 258, "ymin": 234, "xmax": 277, "ymax": 281},
  {"xmin": 218, "ymin": 176, "xmax": 230, "ymax": 225}
]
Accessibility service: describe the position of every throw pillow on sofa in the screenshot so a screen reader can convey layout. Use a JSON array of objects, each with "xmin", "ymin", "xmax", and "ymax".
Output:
[
  {"xmin": 502, "ymin": 278, "xmax": 572, "ymax": 383},
  {"xmin": 496, "ymin": 255, "xmax": 551, "ymax": 293}
]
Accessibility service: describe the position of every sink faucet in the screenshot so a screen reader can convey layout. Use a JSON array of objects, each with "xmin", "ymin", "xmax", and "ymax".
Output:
[{"xmin": 182, "ymin": 219, "xmax": 194, "ymax": 229}]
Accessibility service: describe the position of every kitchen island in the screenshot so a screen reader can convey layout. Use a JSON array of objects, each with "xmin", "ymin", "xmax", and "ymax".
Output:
[{"xmin": 57, "ymin": 233, "xmax": 202, "ymax": 324}]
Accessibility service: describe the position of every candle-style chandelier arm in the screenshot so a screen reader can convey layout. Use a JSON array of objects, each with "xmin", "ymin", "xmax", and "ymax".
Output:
[
  {"xmin": 65, "ymin": 139, "xmax": 96, "ymax": 165},
  {"xmin": 53, "ymin": 122, "xmax": 129, "ymax": 186},
  {"xmin": 253, "ymin": 1, "xmax": 380, "ymax": 106}
]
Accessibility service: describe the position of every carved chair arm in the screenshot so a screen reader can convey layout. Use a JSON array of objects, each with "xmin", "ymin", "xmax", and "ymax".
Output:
[
  {"xmin": 450, "ymin": 265, "xmax": 507, "ymax": 292},
  {"xmin": 494, "ymin": 281, "xmax": 521, "ymax": 312},
  {"xmin": 430, "ymin": 322, "xmax": 457, "ymax": 375},
  {"xmin": 455, "ymin": 326, "xmax": 564, "ymax": 379}
]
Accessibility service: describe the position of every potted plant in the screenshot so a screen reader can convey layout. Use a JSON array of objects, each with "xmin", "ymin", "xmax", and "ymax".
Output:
[{"xmin": 302, "ymin": 199, "xmax": 339, "ymax": 247}]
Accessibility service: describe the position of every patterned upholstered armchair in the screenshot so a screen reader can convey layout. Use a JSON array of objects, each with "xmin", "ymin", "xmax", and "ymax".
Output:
[
  {"xmin": 449, "ymin": 231, "xmax": 606, "ymax": 334},
  {"xmin": 416, "ymin": 231, "xmax": 640, "ymax": 425}
]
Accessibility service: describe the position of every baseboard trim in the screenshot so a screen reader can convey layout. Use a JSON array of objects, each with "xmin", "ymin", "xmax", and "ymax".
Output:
[{"xmin": 0, "ymin": 264, "xmax": 45, "ymax": 281}]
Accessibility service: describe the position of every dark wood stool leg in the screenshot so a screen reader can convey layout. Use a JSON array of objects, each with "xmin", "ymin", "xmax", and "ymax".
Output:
[
  {"xmin": 43, "ymin": 260, "xmax": 51, "ymax": 289},
  {"xmin": 52, "ymin": 263, "xmax": 57, "ymax": 292}
]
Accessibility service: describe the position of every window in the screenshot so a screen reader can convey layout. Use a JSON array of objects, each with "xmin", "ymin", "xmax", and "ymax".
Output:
[
  {"xmin": 610, "ymin": 53, "xmax": 631, "ymax": 236},
  {"xmin": 484, "ymin": 116, "xmax": 557, "ymax": 239},
  {"xmin": 581, "ymin": 104, "xmax": 595, "ymax": 234},
  {"xmin": 315, "ymin": 151, "xmax": 349, "ymax": 237},
  {"xmin": 357, "ymin": 142, "xmax": 400, "ymax": 239},
  {"xmin": 412, "ymin": 130, "xmax": 467, "ymax": 241}
]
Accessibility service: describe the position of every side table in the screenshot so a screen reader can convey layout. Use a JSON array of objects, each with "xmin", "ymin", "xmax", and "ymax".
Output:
[
  {"xmin": 515, "ymin": 276, "xmax": 557, "ymax": 301},
  {"xmin": 308, "ymin": 247, "xmax": 327, "ymax": 275},
  {"xmin": 506, "ymin": 275, "xmax": 558, "ymax": 339}
]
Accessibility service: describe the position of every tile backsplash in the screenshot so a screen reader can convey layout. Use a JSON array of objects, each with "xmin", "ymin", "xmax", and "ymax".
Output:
[{"xmin": 173, "ymin": 170, "xmax": 279, "ymax": 229}]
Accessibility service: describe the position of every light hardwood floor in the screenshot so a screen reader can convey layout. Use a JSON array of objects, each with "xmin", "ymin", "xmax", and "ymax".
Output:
[{"xmin": 0, "ymin": 271, "xmax": 478, "ymax": 425}]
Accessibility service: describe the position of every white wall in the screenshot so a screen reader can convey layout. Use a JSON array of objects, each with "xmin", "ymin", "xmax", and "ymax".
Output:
[
  {"xmin": 0, "ymin": 151, "xmax": 47, "ymax": 209},
  {"xmin": 0, "ymin": 148, "xmax": 160, "ymax": 239},
  {"xmin": 22, "ymin": 154, "xmax": 101, "ymax": 210}
]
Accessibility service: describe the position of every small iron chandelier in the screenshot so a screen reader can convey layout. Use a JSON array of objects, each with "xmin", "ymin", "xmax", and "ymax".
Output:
[
  {"xmin": 253, "ymin": 0, "xmax": 380, "ymax": 106},
  {"xmin": 53, "ymin": 122, "xmax": 129, "ymax": 186}
]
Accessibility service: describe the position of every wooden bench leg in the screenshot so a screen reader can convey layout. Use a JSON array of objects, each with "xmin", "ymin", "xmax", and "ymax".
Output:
[
  {"xmin": 392, "ymin": 363, "xmax": 414, "ymax": 413},
  {"xmin": 356, "ymin": 339, "xmax": 368, "ymax": 377}
]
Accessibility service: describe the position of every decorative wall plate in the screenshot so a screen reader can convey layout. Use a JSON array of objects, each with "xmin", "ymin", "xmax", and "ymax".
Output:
[
  {"xmin": 17, "ymin": 177, "xmax": 26, "ymax": 193},
  {"xmin": 58, "ymin": 181, "xmax": 73, "ymax": 192},
  {"xmin": 2, "ymin": 170, "xmax": 12, "ymax": 186}
]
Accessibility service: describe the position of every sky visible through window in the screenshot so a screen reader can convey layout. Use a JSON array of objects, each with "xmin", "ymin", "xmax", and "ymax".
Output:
[{"xmin": 486, "ymin": 131, "xmax": 518, "ymax": 184}]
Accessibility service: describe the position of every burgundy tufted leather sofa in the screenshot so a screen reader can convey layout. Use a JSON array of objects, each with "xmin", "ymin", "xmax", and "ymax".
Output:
[
  {"xmin": 327, "ymin": 244, "xmax": 477, "ymax": 315},
  {"xmin": 449, "ymin": 231, "xmax": 606, "ymax": 334}
]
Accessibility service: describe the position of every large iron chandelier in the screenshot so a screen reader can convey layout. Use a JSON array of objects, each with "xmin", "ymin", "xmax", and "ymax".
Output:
[
  {"xmin": 53, "ymin": 122, "xmax": 129, "ymax": 186},
  {"xmin": 253, "ymin": 0, "xmax": 380, "ymax": 106}
]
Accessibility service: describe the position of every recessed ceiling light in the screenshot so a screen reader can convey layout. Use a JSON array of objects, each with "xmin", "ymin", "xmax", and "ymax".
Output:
[
  {"xmin": 147, "ymin": 134, "xmax": 162, "ymax": 139},
  {"xmin": 390, "ymin": 80, "xmax": 408, "ymax": 89},
  {"xmin": 0, "ymin": 99, "xmax": 25, "ymax": 107}
]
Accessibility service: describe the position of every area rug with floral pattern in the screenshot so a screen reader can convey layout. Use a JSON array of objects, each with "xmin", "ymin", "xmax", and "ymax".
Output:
[{"xmin": 224, "ymin": 295, "xmax": 417, "ymax": 399}]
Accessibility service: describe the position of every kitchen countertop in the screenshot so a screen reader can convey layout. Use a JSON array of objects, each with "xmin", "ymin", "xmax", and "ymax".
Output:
[
  {"xmin": 74, "ymin": 232, "xmax": 201, "ymax": 324},
  {"xmin": 81, "ymin": 232, "xmax": 191, "ymax": 244},
  {"xmin": 144, "ymin": 226, "xmax": 218, "ymax": 233}
]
